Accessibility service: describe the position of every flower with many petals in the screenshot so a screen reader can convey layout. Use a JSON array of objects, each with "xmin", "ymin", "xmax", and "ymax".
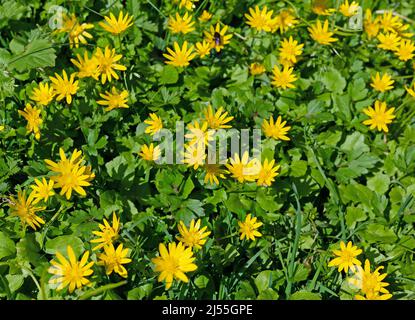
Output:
[
  {"xmin": 308, "ymin": 19, "xmax": 338, "ymax": 45},
  {"xmin": 339, "ymin": 0, "xmax": 359, "ymax": 17},
  {"xmin": 8, "ymin": 191, "xmax": 45, "ymax": 230},
  {"xmin": 370, "ymin": 72, "xmax": 394, "ymax": 92},
  {"xmin": 29, "ymin": 178, "xmax": 55, "ymax": 204},
  {"xmin": 195, "ymin": 40, "xmax": 211, "ymax": 58},
  {"xmin": 177, "ymin": 219, "xmax": 211, "ymax": 250},
  {"xmin": 97, "ymin": 87, "xmax": 129, "ymax": 111},
  {"xmin": 262, "ymin": 115, "xmax": 291, "ymax": 141},
  {"xmin": 394, "ymin": 39, "xmax": 415, "ymax": 61},
  {"xmin": 244, "ymin": 6, "xmax": 274, "ymax": 32},
  {"xmin": 249, "ymin": 62, "xmax": 266, "ymax": 75},
  {"xmin": 362, "ymin": 100, "xmax": 395, "ymax": 133},
  {"xmin": 30, "ymin": 83, "xmax": 54, "ymax": 106},
  {"xmin": 95, "ymin": 47, "xmax": 127, "ymax": 84},
  {"xmin": 18, "ymin": 103, "xmax": 42, "ymax": 140},
  {"xmin": 328, "ymin": 241, "xmax": 362, "ymax": 273},
  {"xmin": 257, "ymin": 159, "xmax": 280, "ymax": 186},
  {"xmin": 168, "ymin": 12, "xmax": 195, "ymax": 34},
  {"xmin": 377, "ymin": 33, "xmax": 401, "ymax": 51},
  {"xmin": 204, "ymin": 23, "xmax": 233, "ymax": 52},
  {"xmin": 139, "ymin": 143, "xmax": 161, "ymax": 162},
  {"xmin": 91, "ymin": 212, "xmax": 120, "ymax": 251},
  {"xmin": 163, "ymin": 41, "xmax": 196, "ymax": 67},
  {"xmin": 226, "ymin": 152, "xmax": 260, "ymax": 183},
  {"xmin": 70, "ymin": 51, "xmax": 100, "ymax": 80},
  {"xmin": 271, "ymin": 65, "xmax": 297, "ymax": 89},
  {"xmin": 98, "ymin": 243, "xmax": 131, "ymax": 278},
  {"xmin": 144, "ymin": 113, "xmax": 163, "ymax": 136},
  {"xmin": 49, "ymin": 70, "xmax": 79, "ymax": 104},
  {"xmin": 279, "ymin": 36, "xmax": 304, "ymax": 64},
  {"xmin": 202, "ymin": 105, "xmax": 233, "ymax": 129},
  {"xmin": 269, "ymin": 9, "xmax": 298, "ymax": 34},
  {"xmin": 99, "ymin": 11, "xmax": 133, "ymax": 35},
  {"xmin": 239, "ymin": 214, "xmax": 263, "ymax": 241}
]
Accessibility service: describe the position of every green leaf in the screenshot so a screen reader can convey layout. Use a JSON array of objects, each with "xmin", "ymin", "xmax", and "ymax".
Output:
[
  {"xmin": 8, "ymin": 39, "xmax": 56, "ymax": 72},
  {"xmin": 367, "ymin": 173, "xmax": 390, "ymax": 194},
  {"xmin": 0, "ymin": 232, "xmax": 16, "ymax": 260},
  {"xmin": 16, "ymin": 234, "xmax": 43, "ymax": 266},
  {"xmin": 345, "ymin": 206, "xmax": 367, "ymax": 229},
  {"xmin": 290, "ymin": 160, "xmax": 308, "ymax": 177},
  {"xmin": 181, "ymin": 177, "xmax": 194, "ymax": 199},
  {"xmin": 194, "ymin": 275, "xmax": 210, "ymax": 289},
  {"xmin": 290, "ymin": 291, "xmax": 322, "ymax": 300},
  {"xmin": 5, "ymin": 274, "xmax": 25, "ymax": 293},
  {"xmin": 45, "ymin": 235, "xmax": 84, "ymax": 257},
  {"xmin": 360, "ymin": 223, "xmax": 397, "ymax": 243},
  {"xmin": 321, "ymin": 68, "xmax": 346, "ymax": 93},
  {"xmin": 159, "ymin": 65, "xmax": 179, "ymax": 85},
  {"xmin": 340, "ymin": 132, "xmax": 369, "ymax": 159},
  {"xmin": 257, "ymin": 288, "xmax": 279, "ymax": 300}
]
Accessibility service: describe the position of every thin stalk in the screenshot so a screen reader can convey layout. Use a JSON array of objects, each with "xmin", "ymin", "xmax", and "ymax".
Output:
[{"xmin": 79, "ymin": 280, "xmax": 127, "ymax": 300}]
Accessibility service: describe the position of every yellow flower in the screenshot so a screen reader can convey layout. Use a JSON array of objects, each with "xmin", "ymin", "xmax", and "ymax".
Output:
[
  {"xmin": 8, "ymin": 190, "xmax": 45, "ymax": 230},
  {"xmin": 364, "ymin": 9, "xmax": 380, "ymax": 39},
  {"xmin": 56, "ymin": 13, "xmax": 94, "ymax": 49},
  {"xmin": 70, "ymin": 51, "xmax": 100, "ymax": 80},
  {"xmin": 328, "ymin": 241, "xmax": 362, "ymax": 273},
  {"xmin": 308, "ymin": 19, "xmax": 338, "ymax": 45},
  {"xmin": 29, "ymin": 178, "xmax": 55, "ymax": 204},
  {"xmin": 370, "ymin": 72, "xmax": 394, "ymax": 92},
  {"xmin": 279, "ymin": 36, "xmax": 304, "ymax": 64},
  {"xmin": 95, "ymin": 46, "xmax": 127, "ymax": 84},
  {"xmin": 185, "ymin": 120, "xmax": 214, "ymax": 146},
  {"xmin": 394, "ymin": 39, "xmax": 415, "ymax": 61},
  {"xmin": 91, "ymin": 212, "xmax": 120, "ymax": 251},
  {"xmin": 30, "ymin": 83, "xmax": 54, "ymax": 106},
  {"xmin": 203, "ymin": 164, "xmax": 227, "ymax": 185},
  {"xmin": 144, "ymin": 113, "xmax": 163, "ymax": 136},
  {"xmin": 278, "ymin": 56, "xmax": 294, "ymax": 68},
  {"xmin": 269, "ymin": 9, "xmax": 298, "ymax": 34},
  {"xmin": 195, "ymin": 40, "xmax": 211, "ymax": 58},
  {"xmin": 176, "ymin": 219, "xmax": 211, "ymax": 250},
  {"xmin": 238, "ymin": 214, "xmax": 263, "ymax": 241},
  {"xmin": 379, "ymin": 11, "xmax": 402, "ymax": 33},
  {"xmin": 377, "ymin": 33, "xmax": 401, "ymax": 51},
  {"xmin": 48, "ymin": 246, "xmax": 94, "ymax": 293},
  {"xmin": 362, "ymin": 100, "xmax": 395, "ymax": 133},
  {"xmin": 168, "ymin": 12, "xmax": 195, "ymax": 34},
  {"xmin": 152, "ymin": 242, "xmax": 197, "ymax": 290},
  {"xmin": 349, "ymin": 259, "xmax": 392, "ymax": 300},
  {"xmin": 97, "ymin": 87, "xmax": 129, "ymax": 111},
  {"xmin": 405, "ymin": 83, "xmax": 415, "ymax": 97},
  {"xmin": 49, "ymin": 70, "xmax": 79, "ymax": 104},
  {"xmin": 204, "ymin": 23, "xmax": 233, "ymax": 52},
  {"xmin": 257, "ymin": 159, "xmax": 280, "ymax": 187},
  {"xmin": 339, "ymin": 0, "xmax": 359, "ymax": 17},
  {"xmin": 163, "ymin": 41, "xmax": 196, "ymax": 67},
  {"xmin": 99, "ymin": 11, "xmax": 133, "ymax": 35},
  {"xmin": 175, "ymin": 0, "xmax": 199, "ymax": 10},
  {"xmin": 183, "ymin": 143, "xmax": 206, "ymax": 169},
  {"xmin": 199, "ymin": 10, "xmax": 212, "ymax": 22},
  {"xmin": 98, "ymin": 243, "xmax": 131, "ymax": 278},
  {"xmin": 225, "ymin": 151, "xmax": 260, "ymax": 183},
  {"xmin": 202, "ymin": 105, "xmax": 233, "ymax": 129},
  {"xmin": 0, "ymin": 125, "xmax": 4, "ymax": 131},
  {"xmin": 139, "ymin": 143, "xmax": 161, "ymax": 162},
  {"xmin": 271, "ymin": 65, "xmax": 297, "ymax": 90},
  {"xmin": 312, "ymin": 0, "xmax": 336, "ymax": 16},
  {"xmin": 45, "ymin": 148, "xmax": 95, "ymax": 200},
  {"xmin": 244, "ymin": 6, "xmax": 274, "ymax": 32},
  {"xmin": 18, "ymin": 103, "xmax": 42, "ymax": 140},
  {"xmin": 262, "ymin": 115, "xmax": 291, "ymax": 141},
  {"xmin": 249, "ymin": 62, "xmax": 266, "ymax": 76}
]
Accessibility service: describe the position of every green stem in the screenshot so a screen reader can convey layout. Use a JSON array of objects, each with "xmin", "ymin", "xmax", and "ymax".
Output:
[
  {"xmin": 79, "ymin": 280, "xmax": 127, "ymax": 300},
  {"xmin": 40, "ymin": 204, "xmax": 65, "ymax": 249}
]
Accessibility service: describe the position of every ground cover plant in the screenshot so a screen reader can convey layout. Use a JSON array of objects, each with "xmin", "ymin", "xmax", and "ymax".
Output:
[{"xmin": 0, "ymin": 0, "xmax": 415, "ymax": 300}]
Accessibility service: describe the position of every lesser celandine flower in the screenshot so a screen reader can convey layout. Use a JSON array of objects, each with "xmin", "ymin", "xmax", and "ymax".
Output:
[
  {"xmin": 312, "ymin": 0, "xmax": 336, "ymax": 16},
  {"xmin": 203, "ymin": 164, "xmax": 227, "ymax": 185},
  {"xmin": 185, "ymin": 120, "xmax": 214, "ymax": 146},
  {"xmin": 202, "ymin": 105, "xmax": 233, "ymax": 129},
  {"xmin": 168, "ymin": 12, "xmax": 195, "ymax": 34},
  {"xmin": 144, "ymin": 113, "xmax": 163, "ymax": 136},
  {"xmin": 175, "ymin": 0, "xmax": 199, "ymax": 11},
  {"xmin": 163, "ymin": 41, "xmax": 196, "ymax": 67},
  {"xmin": 30, "ymin": 83, "xmax": 54, "ymax": 106},
  {"xmin": 198, "ymin": 10, "xmax": 212, "ymax": 22},
  {"xmin": 279, "ymin": 36, "xmax": 304, "ymax": 64},
  {"xmin": 257, "ymin": 159, "xmax": 280, "ymax": 187},
  {"xmin": 8, "ymin": 190, "xmax": 45, "ymax": 230},
  {"xmin": 379, "ymin": 11, "xmax": 402, "ymax": 33},
  {"xmin": 225, "ymin": 151, "xmax": 260, "ymax": 183},
  {"xmin": 139, "ymin": 143, "xmax": 161, "ymax": 162},
  {"xmin": 269, "ymin": 9, "xmax": 298, "ymax": 34},
  {"xmin": 249, "ymin": 62, "xmax": 266, "ymax": 76},
  {"xmin": 308, "ymin": 19, "xmax": 338, "ymax": 45},
  {"xmin": 394, "ymin": 39, "xmax": 415, "ymax": 61},
  {"xmin": 238, "ymin": 214, "xmax": 263, "ymax": 241},
  {"xmin": 99, "ymin": 11, "xmax": 134, "ymax": 35},
  {"xmin": 370, "ymin": 72, "xmax": 394, "ymax": 92},
  {"xmin": 377, "ymin": 33, "xmax": 401, "ymax": 51},
  {"xmin": 362, "ymin": 100, "xmax": 395, "ymax": 133},
  {"xmin": 18, "ymin": 103, "xmax": 42, "ymax": 140},
  {"xmin": 91, "ymin": 212, "xmax": 120, "ymax": 251},
  {"xmin": 262, "ymin": 115, "xmax": 291, "ymax": 141},
  {"xmin": 49, "ymin": 70, "xmax": 79, "ymax": 104},
  {"xmin": 364, "ymin": 9, "xmax": 380, "ymax": 39},
  {"xmin": 95, "ymin": 46, "xmax": 127, "ymax": 84},
  {"xmin": 29, "ymin": 178, "xmax": 55, "ymax": 204},
  {"xmin": 195, "ymin": 40, "xmax": 211, "ymax": 58},
  {"xmin": 176, "ymin": 219, "xmax": 211, "ymax": 250},
  {"xmin": 339, "ymin": 0, "xmax": 359, "ymax": 17},
  {"xmin": 98, "ymin": 243, "xmax": 131, "ymax": 278},
  {"xmin": 328, "ymin": 241, "xmax": 362, "ymax": 273},
  {"xmin": 70, "ymin": 51, "xmax": 100, "ymax": 79},
  {"xmin": 204, "ymin": 23, "xmax": 233, "ymax": 52},
  {"xmin": 271, "ymin": 65, "xmax": 297, "ymax": 89},
  {"xmin": 55, "ymin": 13, "xmax": 94, "ymax": 48},
  {"xmin": 48, "ymin": 245, "xmax": 94, "ymax": 293},
  {"xmin": 152, "ymin": 242, "xmax": 197, "ymax": 290},
  {"xmin": 183, "ymin": 143, "xmax": 206, "ymax": 169},
  {"xmin": 45, "ymin": 148, "xmax": 95, "ymax": 200},
  {"xmin": 97, "ymin": 87, "xmax": 129, "ymax": 111},
  {"xmin": 349, "ymin": 259, "xmax": 392, "ymax": 300},
  {"xmin": 244, "ymin": 6, "xmax": 274, "ymax": 32}
]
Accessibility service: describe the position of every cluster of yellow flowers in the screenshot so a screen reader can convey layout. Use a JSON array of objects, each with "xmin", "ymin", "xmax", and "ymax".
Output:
[
  {"xmin": 328, "ymin": 241, "xmax": 392, "ymax": 300},
  {"xmin": 48, "ymin": 212, "xmax": 131, "ymax": 293},
  {"xmin": 18, "ymin": 11, "xmax": 133, "ymax": 141},
  {"xmin": 7, "ymin": 148, "xmax": 94, "ymax": 230}
]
